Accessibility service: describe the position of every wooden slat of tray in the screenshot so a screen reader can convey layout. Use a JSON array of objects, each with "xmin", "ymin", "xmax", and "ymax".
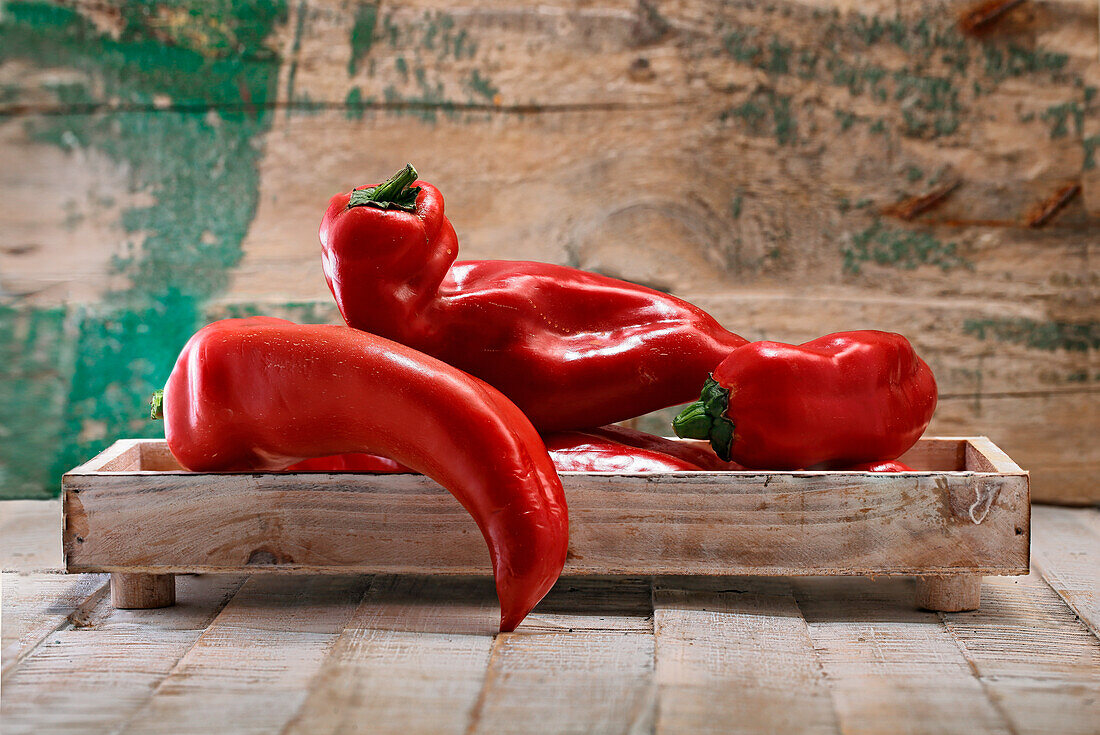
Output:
[{"xmin": 63, "ymin": 438, "xmax": 1029, "ymax": 577}]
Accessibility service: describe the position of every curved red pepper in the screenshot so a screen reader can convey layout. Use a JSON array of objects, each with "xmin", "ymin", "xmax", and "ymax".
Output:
[
  {"xmin": 673, "ymin": 331, "xmax": 937, "ymax": 470},
  {"xmin": 157, "ymin": 317, "xmax": 568, "ymax": 632},
  {"xmin": 319, "ymin": 164, "xmax": 746, "ymax": 431}
]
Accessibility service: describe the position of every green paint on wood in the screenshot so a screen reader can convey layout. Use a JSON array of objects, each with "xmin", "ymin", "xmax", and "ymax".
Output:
[
  {"xmin": 364, "ymin": 10, "xmax": 495, "ymax": 123},
  {"xmin": 716, "ymin": 9, "xmax": 1078, "ymax": 144},
  {"xmin": 206, "ymin": 300, "xmax": 341, "ymax": 324},
  {"xmin": 983, "ymin": 45, "xmax": 1068, "ymax": 81},
  {"xmin": 721, "ymin": 90, "xmax": 796, "ymax": 145},
  {"xmin": 452, "ymin": 28, "xmax": 473, "ymax": 60},
  {"xmin": 284, "ymin": 0, "xmax": 308, "ymax": 104},
  {"xmin": 0, "ymin": 0, "xmax": 286, "ymax": 499},
  {"xmin": 766, "ymin": 37, "xmax": 791, "ymax": 75},
  {"xmin": 348, "ymin": 2, "xmax": 379, "ymax": 76},
  {"xmin": 834, "ymin": 109, "xmax": 857, "ymax": 131},
  {"xmin": 964, "ymin": 318, "xmax": 1099, "ymax": 353},
  {"xmin": 0, "ymin": 306, "xmax": 73, "ymax": 499},
  {"xmin": 1083, "ymin": 135, "xmax": 1100, "ymax": 171},
  {"xmin": 842, "ymin": 220, "xmax": 971, "ymax": 274},
  {"xmin": 1041, "ymin": 101, "xmax": 1084, "ymax": 140},
  {"xmin": 730, "ymin": 195, "xmax": 743, "ymax": 220},
  {"xmin": 346, "ymin": 86, "xmax": 364, "ymax": 119},
  {"xmin": 722, "ymin": 28, "xmax": 761, "ymax": 64},
  {"xmin": 467, "ymin": 69, "xmax": 498, "ymax": 101}
]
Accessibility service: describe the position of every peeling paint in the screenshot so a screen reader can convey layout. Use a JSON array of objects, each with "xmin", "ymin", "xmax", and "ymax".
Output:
[
  {"xmin": 842, "ymin": 220, "xmax": 971, "ymax": 274},
  {"xmin": 0, "ymin": 0, "xmax": 286, "ymax": 498},
  {"xmin": 964, "ymin": 318, "xmax": 1099, "ymax": 352}
]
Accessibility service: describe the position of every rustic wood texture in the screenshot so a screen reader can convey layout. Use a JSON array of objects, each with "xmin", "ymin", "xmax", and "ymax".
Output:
[
  {"xmin": 1031, "ymin": 504, "xmax": 1100, "ymax": 638},
  {"xmin": 914, "ymin": 574, "xmax": 982, "ymax": 611},
  {"xmin": 283, "ymin": 576, "xmax": 498, "ymax": 735},
  {"xmin": 1, "ymin": 572, "xmax": 108, "ymax": 680},
  {"xmin": 116, "ymin": 575, "xmax": 370, "ymax": 735},
  {"xmin": 651, "ymin": 577, "xmax": 837, "ymax": 733},
  {"xmin": 3, "ymin": 499, "xmax": 1099, "ymax": 733},
  {"xmin": 0, "ymin": 499, "xmax": 62, "ymax": 572},
  {"xmin": 110, "ymin": 572, "xmax": 176, "ymax": 609},
  {"xmin": 790, "ymin": 577, "xmax": 1014, "ymax": 734},
  {"xmin": 62, "ymin": 438, "xmax": 1029, "ymax": 580},
  {"xmin": 0, "ymin": 0, "xmax": 1096, "ymax": 505},
  {"xmin": 1, "ymin": 572, "xmax": 245, "ymax": 735},
  {"xmin": 938, "ymin": 572, "xmax": 1100, "ymax": 735},
  {"xmin": 464, "ymin": 578, "xmax": 656, "ymax": 734}
]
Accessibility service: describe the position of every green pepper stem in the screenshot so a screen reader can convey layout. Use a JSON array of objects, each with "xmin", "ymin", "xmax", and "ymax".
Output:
[
  {"xmin": 347, "ymin": 164, "xmax": 421, "ymax": 212},
  {"xmin": 672, "ymin": 376, "xmax": 736, "ymax": 461},
  {"xmin": 672, "ymin": 402, "xmax": 711, "ymax": 439},
  {"xmin": 150, "ymin": 390, "xmax": 164, "ymax": 420}
]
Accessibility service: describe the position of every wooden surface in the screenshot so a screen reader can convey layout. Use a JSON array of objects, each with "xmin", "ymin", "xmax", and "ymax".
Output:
[
  {"xmin": 62, "ymin": 438, "xmax": 1029, "ymax": 577},
  {"xmin": 3, "ymin": 499, "xmax": 1099, "ymax": 734},
  {"xmin": 0, "ymin": 0, "xmax": 1097, "ymax": 505}
]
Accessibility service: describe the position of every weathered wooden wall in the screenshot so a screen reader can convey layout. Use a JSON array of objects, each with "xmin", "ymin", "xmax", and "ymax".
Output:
[{"xmin": 0, "ymin": 0, "xmax": 1097, "ymax": 502}]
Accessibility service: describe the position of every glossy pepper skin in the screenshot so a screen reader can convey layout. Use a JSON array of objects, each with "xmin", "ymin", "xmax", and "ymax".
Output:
[
  {"xmin": 283, "ymin": 426, "xmax": 743, "ymax": 474},
  {"xmin": 157, "ymin": 317, "xmax": 568, "ymax": 632},
  {"xmin": 545, "ymin": 432, "xmax": 700, "ymax": 472},
  {"xmin": 285, "ymin": 454, "xmax": 408, "ymax": 472},
  {"xmin": 846, "ymin": 460, "xmax": 914, "ymax": 472},
  {"xmin": 673, "ymin": 331, "xmax": 937, "ymax": 470},
  {"xmin": 319, "ymin": 165, "xmax": 747, "ymax": 431},
  {"xmin": 580, "ymin": 425, "xmax": 744, "ymax": 471}
]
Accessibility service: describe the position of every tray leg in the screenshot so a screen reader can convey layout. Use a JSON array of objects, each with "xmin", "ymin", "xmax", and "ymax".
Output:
[
  {"xmin": 915, "ymin": 575, "xmax": 981, "ymax": 612},
  {"xmin": 111, "ymin": 572, "xmax": 176, "ymax": 609}
]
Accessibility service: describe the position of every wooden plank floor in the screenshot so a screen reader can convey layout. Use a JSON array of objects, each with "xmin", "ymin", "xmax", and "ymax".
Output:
[{"xmin": 2, "ymin": 501, "xmax": 1098, "ymax": 734}]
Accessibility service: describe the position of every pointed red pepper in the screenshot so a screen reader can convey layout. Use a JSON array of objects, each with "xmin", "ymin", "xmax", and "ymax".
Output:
[
  {"xmin": 154, "ymin": 317, "xmax": 568, "ymax": 632},
  {"xmin": 319, "ymin": 164, "xmax": 746, "ymax": 431},
  {"xmin": 673, "ymin": 331, "xmax": 937, "ymax": 470}
]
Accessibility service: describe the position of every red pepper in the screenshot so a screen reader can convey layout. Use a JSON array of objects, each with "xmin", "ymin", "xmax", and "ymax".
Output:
[
  {"xmin": 580, "ymin": 425, "xmax": 745, "ymax": 471},
  {"xmin": 154, "ymin": 317, "xmax": 568, "ymax": 632},
  {"xmin": 285, "ymin": 454, "xmax": 408, "ymax": 472},
  {"xmin": 282, "ymin": 426, "xmax": 743, "ymax": 474},
  {"xmin": 673, "ymin": 331, "xmax": 937, "ymax": 470},
  {"xmin": 319, "ymin": 164, "xmax": 746, "ymax": 431},
  {"xmin": 846, "ymin": 460, "xmax": 914, "ymax": 472},
  {"xmin": 545, "ymin": 432, "xmax": 700, "ymax": 472}
]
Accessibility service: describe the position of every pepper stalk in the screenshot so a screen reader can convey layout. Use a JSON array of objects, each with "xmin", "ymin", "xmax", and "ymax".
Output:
[
  {"xmin": 671, "ymin": 376, "xmax": 736, "ymax": 461},
  {"xmin": 347, "ymin": 163, "xmax": 421, "ymax": 212}
]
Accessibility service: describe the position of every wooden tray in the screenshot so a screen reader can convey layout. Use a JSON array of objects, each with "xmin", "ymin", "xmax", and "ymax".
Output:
[{"xmin": 63, "ymin": 437, "xmax": 1029, "ymax": 613}]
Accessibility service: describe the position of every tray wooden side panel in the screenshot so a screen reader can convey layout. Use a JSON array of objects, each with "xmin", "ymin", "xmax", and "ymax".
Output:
[{"xmin": 64, "ymin": 439, "xmax": 1029, "ymax": 577}]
